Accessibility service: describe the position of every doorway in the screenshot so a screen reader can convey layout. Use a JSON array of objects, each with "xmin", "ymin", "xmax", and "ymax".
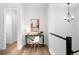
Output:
[{"xmin": 4, "ymin": 8, "xmax": 18, "ymax": 52}]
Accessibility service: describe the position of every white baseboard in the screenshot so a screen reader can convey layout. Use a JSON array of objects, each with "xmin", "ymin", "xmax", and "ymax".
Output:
[
  {"xmin": 49, "ymin": 48, "xmax": 56, "ymax": 55},
  {"xmin": 0, "ymin": 47, "xmax": 6, "ymax": 50},
  {"xmin": 17, "ymin": 42, "xmax": 25, "ymax": 50}
]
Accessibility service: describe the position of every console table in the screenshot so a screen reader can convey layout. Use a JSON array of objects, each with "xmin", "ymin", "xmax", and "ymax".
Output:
[{"xmin": 25, "ymin": 34, "xmax": 44, "ymax": 46}]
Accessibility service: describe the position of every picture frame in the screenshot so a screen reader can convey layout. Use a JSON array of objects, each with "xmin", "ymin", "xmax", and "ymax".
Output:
[{"xmin": 31, "ymin": 19, "xmax": 39, "ymax": 32}]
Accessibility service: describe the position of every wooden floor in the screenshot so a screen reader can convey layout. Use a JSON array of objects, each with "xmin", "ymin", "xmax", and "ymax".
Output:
[{"xmin": 0, "ymin": 43, "xmax": 49, "ymax": 55}]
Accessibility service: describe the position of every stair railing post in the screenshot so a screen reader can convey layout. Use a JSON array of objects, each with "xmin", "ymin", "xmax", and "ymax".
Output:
[{"xmin": 66, "ymin": 36, "xmax": 73, "ymax": 55}]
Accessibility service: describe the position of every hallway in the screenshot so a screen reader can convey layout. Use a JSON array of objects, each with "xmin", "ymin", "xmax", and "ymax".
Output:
[{"xmin": 0, "ymin": 3, "xmax": 79, "ymax": 55}]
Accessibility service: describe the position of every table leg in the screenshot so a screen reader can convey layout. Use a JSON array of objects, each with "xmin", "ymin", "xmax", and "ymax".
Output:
[
  {"xmin": 25, "ymin": 36, "xmax": 27, "ymax": 46},
  {"xmin": 42, "ymin": 35, "xmax": 44, "ymax": 47}
]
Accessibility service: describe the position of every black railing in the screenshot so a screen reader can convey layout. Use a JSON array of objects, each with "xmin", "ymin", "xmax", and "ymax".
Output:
[
  {"xmin": 50, "ymin": 33, "xmax": 79, "ymax": 55},
  {"xmin": 73, "ymin": 50, "xmax": 79, "ymax": 53},
  {"xmin": 50, "ymin": 33, "xmax": 66, "ymax": 40}
]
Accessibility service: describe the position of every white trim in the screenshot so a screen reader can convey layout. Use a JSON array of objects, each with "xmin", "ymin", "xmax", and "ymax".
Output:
[
  {"xmin": 0, "ymin": 47, "xmax": 6, "ymax": 50},
  {"xmin": 4, "ymin": 8, "xmax": 7, "ymax": 50},
  {"xmin": 49, "ymin": 48, "xmax": 56, "ymax": 55}
]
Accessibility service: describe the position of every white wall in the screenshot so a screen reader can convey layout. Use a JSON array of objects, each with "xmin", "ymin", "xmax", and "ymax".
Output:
[
  {"xmin": 48, "ymin": 3, "xmax": 77, "ymax": 55},
  {"xmin": 5, "ymin": 12, "xmax": 12, "ymax": 44},
  {"xmin": 0, "ymin": 7, "xmax": 6, "ymax": 50},
  {"xmin": 22, "ymin": 3, "xmax": 48, "ymax": 44},
  {"xmin": 11, "ymin": 9, "xmax": 18, "ymax": 43},
  {"xmin": 74, "ymin": 6, "xmax": 79, "ymax": 50}
]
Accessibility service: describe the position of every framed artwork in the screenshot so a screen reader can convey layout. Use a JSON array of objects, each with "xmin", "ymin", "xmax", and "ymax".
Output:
[{"xmin": 31, "ymin": 19, "xmax": 39, "ymax": 32}]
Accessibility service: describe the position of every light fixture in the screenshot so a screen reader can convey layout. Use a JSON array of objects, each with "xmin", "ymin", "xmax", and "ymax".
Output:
[{"xmin": 64, "ymin": 3, "xmax": 74, "ymax": 22}]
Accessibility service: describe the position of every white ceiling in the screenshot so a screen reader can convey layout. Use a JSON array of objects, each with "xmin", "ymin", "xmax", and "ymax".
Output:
[
  {"xmin": 22, "ymin": 3, "xmax": 48, "ymax": 8},
  {"xmin": 0, "ymin": 3, "xmax": 78, "ymax": 9},
  {"xmin": 22, "ymin": 3, "xmax": 79, "ymax": 9},
  {"xmin": 51, "ymin": 3, "xmax": 79, "ymax": 8}
]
